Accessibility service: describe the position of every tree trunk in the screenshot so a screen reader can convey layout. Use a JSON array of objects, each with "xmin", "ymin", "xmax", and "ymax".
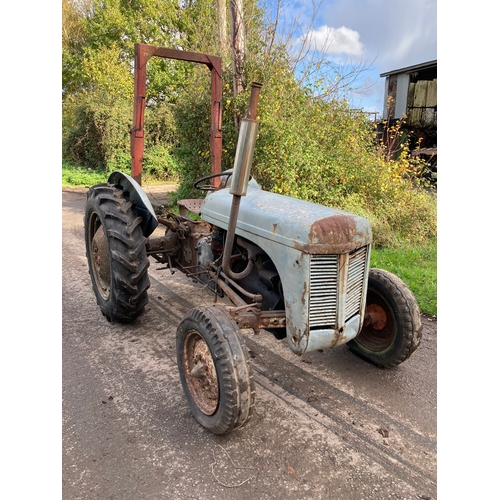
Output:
[
  {"xmin": 216, "ymin": 0, "xmax": 228, "ymax": 56},
  {"xmin": 230, "ymin": 0, "xmax": 246, "ymax": 116}
]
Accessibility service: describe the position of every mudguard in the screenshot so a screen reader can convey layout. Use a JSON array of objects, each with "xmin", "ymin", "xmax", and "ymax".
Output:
[{"xmin": 108, "ymin": 171, "xmax": 158, "ymax": 237}]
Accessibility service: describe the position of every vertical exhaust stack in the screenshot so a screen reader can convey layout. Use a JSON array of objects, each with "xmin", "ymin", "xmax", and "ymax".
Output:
[{"xmin": 222, "ymin": 82, "xmax": 262, "ymax": 280}]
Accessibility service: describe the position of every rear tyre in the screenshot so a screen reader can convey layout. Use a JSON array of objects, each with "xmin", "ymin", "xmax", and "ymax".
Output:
[
  {"xmin": 84, "ymin": 183, "xmax": 150, "ymax": 322},
  {"xmin": 176, "ymin": 305, "xmax": 255, "ymax": 434},
  {"xmin": 348, "ymin": 269, "xmax": 422, "ymax": 368}
]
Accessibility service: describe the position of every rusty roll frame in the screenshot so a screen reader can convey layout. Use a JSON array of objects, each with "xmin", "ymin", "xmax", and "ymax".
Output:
[{"xmin": 130, "ymin": 43, "xmax": 223, "ymax": 185}]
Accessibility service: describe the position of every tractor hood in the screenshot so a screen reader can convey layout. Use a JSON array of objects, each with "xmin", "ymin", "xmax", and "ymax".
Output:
[{"xmin": 201, "ymin": 187, "xmax": 372, "ymax": 254}]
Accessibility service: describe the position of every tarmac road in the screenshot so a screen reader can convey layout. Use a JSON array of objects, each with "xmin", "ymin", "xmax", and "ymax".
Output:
[{"xmin": 62, "ymin": 188, "xmax": 437, "ymax": 500}]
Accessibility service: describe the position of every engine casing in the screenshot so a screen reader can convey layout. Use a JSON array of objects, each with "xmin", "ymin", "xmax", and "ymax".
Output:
[{"xmin": 200, "ymin": 185, "xmax": 373, "ymax": 355}]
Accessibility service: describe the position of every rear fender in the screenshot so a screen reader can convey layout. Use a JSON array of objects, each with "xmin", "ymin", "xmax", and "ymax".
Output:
[{"xmin": 108, "ymin": 171, "xmax": 158, "ymax": 237}]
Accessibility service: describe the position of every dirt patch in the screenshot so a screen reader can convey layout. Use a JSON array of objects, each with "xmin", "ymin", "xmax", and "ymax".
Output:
[{"xmin": 63, "ymin": 183, "xmax": 179, "ymax": 209}]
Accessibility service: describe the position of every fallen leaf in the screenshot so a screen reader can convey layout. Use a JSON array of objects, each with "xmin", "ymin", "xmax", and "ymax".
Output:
[{"xmin": 285, "ymin": 459, "xmax": 299, "ymax": 481}]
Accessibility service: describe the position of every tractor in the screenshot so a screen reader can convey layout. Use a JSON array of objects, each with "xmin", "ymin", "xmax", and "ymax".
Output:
[{"xmin": 84, "ymin": 44, "xmax": 422, "ymax": 435}]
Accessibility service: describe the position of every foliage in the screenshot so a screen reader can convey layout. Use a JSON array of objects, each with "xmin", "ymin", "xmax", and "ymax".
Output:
[
  {"xmin": 62, "ymin": 0, "xmax": 211, "ymax": 178},
  {"xmin": 143, "ymin": 144, "xmax": 180, "ymax": 182},
  {"xmin": 371, "ymin": 239, "xmax": 437, "ymax": 316},
  {"xmin": 169, "ymin": 66, "xmax": 241, "ymax": 203},
  {"xmin": 63, "ymin": 92, "xmax": 131, "ymax": 171},
  {"xmin": 63, "ymin": 0, "xmax": 190, "ymax": 100},
  {"xmin": 62, "ymin": 158, "xmax": 176, "ymax": 186},
  {"xmin": 62, "ymin": 160, "xmax": 108, "ymax": 186}
]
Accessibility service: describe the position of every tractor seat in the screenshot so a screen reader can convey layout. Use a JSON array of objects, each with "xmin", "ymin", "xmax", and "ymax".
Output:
[{"xmin": 177, "ymin": 199, "xmax": 203, "ymax": 217}]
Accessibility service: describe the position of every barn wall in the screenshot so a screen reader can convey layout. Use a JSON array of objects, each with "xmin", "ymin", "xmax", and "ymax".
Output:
[{"xmin": 407, "ymin": 79, "xmax": 437, "ymax": 127}]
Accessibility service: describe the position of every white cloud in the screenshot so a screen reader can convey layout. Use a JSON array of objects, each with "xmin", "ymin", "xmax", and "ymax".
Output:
[
  {"xmin": 276, "ymin": 0, "xmax": 437, "ymax": 112},
  {"xmin": 323, "ymin": 0, "xmax": 437, "ymax": 71},
  {"xmin": 304, "ymin": 25, "xmax": 364, "ymax": 57}
]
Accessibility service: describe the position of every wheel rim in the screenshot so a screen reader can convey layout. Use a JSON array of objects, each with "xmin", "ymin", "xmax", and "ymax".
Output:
[
  {"xmin": 358, "ymin": 291, "xmax": 396, "ymax": 352},
  {"xmin": 182, "ymin": 330, "xmax": 219, "ymax": 415},
  {"xmin": 88, "ymin": 216, "xmax": 111, "ymax": 300}
]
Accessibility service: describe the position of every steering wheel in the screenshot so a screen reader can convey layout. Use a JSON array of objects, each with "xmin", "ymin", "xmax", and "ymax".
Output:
[{"xmin": 193, "ymin": 170, "xmax": 233, "ymax": 191}]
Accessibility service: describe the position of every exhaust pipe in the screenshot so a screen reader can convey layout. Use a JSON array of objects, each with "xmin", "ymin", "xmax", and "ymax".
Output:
[{"xmin": 222, "ymin": 82, "xmax": 262, "ymax": 281}]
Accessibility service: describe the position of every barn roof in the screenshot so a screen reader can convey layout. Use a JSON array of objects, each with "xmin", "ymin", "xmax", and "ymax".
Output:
[{"xmin": 380, "ymin": 60, "xmax": 437, "ymax": 78}]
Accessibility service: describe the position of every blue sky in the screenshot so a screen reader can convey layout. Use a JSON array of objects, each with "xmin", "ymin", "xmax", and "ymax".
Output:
[{"xmin": 264, "ymin": 0, "xmax": 437, "ymax": 117}]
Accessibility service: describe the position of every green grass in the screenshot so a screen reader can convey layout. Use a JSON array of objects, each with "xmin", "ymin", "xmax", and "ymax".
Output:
[
  {"xmin": 62, "ymin": 161, "xmax": 177, "ymax": 187},
  {"xmin": 370, "ymin": 239, "xmax": 437, "ymax": 317},
  {"xmin": 62, "ymin": 161, "xmax": 108, "ymax": 186}
]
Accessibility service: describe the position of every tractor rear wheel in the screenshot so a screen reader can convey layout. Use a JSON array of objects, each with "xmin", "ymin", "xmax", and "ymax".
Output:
[
  {"xmin": 84, "ymin": 183, "xmax": 150, "ymax": 322},
  {"xmin": 176, "ymin": 305, "xmax": 255, "ymax": 434},
  {"xmin": 348, "ymin": 269, "xmax": 422, "ymax": 368}
]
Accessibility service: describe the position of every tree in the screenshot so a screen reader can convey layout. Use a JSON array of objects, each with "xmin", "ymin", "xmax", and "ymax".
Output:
[
  {"xmin": 216, "ymin": 0, "xmax": 229, "ymax": 55},
  {"xmin": 262, "ymin": 0, "xmax": 375, "ymax": 103},
  {"xmin": 230, "ymin": 0, "xmax": 246, "ymax": 98},
  {"xmin": 62, "ymin": 0, "xmax": 222, "ymax": 174}
]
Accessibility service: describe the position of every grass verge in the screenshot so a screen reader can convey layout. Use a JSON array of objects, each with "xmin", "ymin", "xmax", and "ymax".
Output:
[
  {"xmin": 62, "ymin": 161, "xmax": 176, "ymax": 187},
  {"xmin": 370, "ymin": 239, "xmax": 437, "ymax": 317},
  {"xmin": 62, "ymin": 161, "xmax": 108, "ymax": 186}
]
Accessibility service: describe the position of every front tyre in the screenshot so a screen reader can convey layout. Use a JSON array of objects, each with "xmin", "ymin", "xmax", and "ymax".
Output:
[
  {"xmin": 84, "ymin": 183, "xmax": 150, "ymax": 322},
  {"xmin": 348, "ymin": 269, "xmax": 422, "ymax": 368},
  {"xmin": 176, "ymin": 305, "xmax": 256, "ymax": 434}
]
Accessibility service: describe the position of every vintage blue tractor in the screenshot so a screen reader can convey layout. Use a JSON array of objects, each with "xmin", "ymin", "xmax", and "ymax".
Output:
[{"xmin": 84, "ymin": 46, "xmax": 421, "ymax": 435}]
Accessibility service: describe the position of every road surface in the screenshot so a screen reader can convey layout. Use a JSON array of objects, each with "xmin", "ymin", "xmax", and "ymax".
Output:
[{"xmin": 62, "ymin": 188, "xmax": 437, "ymax": 500}]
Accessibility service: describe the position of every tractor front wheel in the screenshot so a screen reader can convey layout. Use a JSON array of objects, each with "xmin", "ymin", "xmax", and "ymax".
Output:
[
  {"xmin": 176, "ymin": 305, "xmax": 255, "ymax": 434},
  {"xmin": 84, "ymin": 183, "xmax": 150, "ymax": 322},
  {"xmin": 348, "ymin": 269, "xmax": 422, "ymax": 368}
]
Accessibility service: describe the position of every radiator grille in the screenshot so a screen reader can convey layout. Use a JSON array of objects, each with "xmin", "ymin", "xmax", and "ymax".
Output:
[
  {"xmin": 309, "ymin": 255, "xmax": 338, "ymax": 327},
  {"xmin": 345, "ymin": 246, "xmax": 368, "ymax": 320},
  {"xmin": 309, "ymin": 247, "xmax": 368, "ymax": 329}
]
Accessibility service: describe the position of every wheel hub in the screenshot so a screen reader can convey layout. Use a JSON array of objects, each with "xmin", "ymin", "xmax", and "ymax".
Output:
[
  {"xmin": 365, "ymin": 304, "xmax": 387, "ymax": 330},
  {"xmin": 183, "ymin": 332, "xmax": 219, "ymax": 415},
  {"xmin": 358, "ymin": 296, "xmax": 395, "ymax": 351},
  {"xmin": 91, "ymin": 226, "xmax": 110, "ymax": 284}
]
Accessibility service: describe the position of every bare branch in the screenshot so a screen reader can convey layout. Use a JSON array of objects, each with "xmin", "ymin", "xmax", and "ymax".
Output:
[{"xmin": 263, "ymin": 0, "xmax": 375, "ymax": 103}]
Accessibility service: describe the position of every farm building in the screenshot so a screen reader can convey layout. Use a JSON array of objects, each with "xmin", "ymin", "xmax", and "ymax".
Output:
[
  {"xmin": 381, "ymin": 60, "xmax": 437, "ymax": 127},
  {"xmin": 380, "ymin": 60, "xmax": 437, "ymax": 175}
]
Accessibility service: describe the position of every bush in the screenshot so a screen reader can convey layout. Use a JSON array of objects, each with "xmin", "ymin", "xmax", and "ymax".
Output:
[
  {"xmin": 168, "ymin": 56, "xmax": 437, "ymax": 248},
  {"xmin": 62, "ymin": 92, "xmax": 131, "ymax": 171},
  {"xmin": 143, "ymin": 144, "xmax": 180, "ymax": 182},
  {"xmin": 63, "ymin": 91, "xmax": 180, "ymax": 182},
  {"xmin": 169, "ymin": 70, "xmax": 216, "ymax": 202}
]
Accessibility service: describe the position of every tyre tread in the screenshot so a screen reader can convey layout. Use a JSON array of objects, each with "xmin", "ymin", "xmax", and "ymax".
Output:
[
  {"xmin": 84, "ymin": 183, "xmax": 150, "ymax": 322},
  {"xmin": 176, "ymin": 305, "xmax": 255, "ymax": 434},
  {"xmin": 348, "ymin": 268, "xmax": 422, "ymax": 368}
]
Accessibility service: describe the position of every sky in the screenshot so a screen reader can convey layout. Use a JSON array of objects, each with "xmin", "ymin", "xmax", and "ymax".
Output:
[{"xmin": 266, "ymin": 0, "xmax": 437, "ymax": 117}]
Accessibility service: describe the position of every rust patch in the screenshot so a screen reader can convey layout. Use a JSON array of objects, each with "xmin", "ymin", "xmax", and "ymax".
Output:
[
  {"xmin": 310, "ymin": 214, "xmax": 357, "ymax": 244},
  {"xmin": 330, "ymin": 331, "xmax": 350, "ymax": 348},
  {"xmin": 302, "ymin": 281, "xmax": 308, "ymax": 306},
  {"xmin": 297, "ymin": 214, "xmax": 371, "ymax": 254},
  {"xmin": 365, "ymin": 304, "xmax": 387, "ymax": 330}
]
